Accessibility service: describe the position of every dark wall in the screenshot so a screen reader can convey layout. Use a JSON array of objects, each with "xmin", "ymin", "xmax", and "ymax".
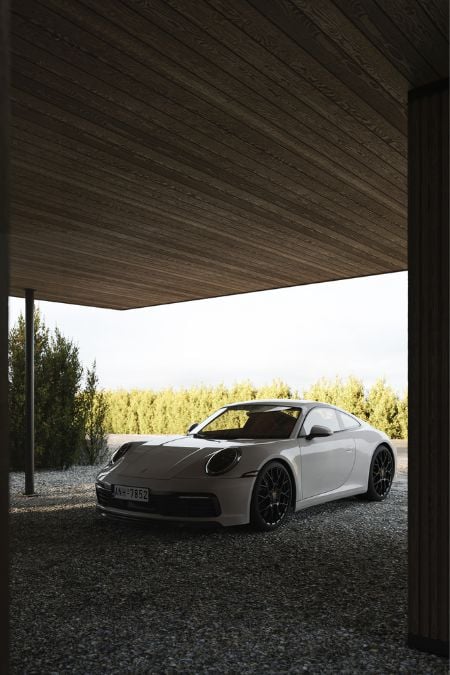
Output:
[
  {"xmin": 408, "ymin": 78, "xmax": 449, "ymax": 656},
  {"xmin": 0, "ymin": 0, "xmax": 9, "ymax": 672}
]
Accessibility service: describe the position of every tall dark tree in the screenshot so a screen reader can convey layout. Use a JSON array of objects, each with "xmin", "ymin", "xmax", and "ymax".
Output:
[
  {"xmin": 8, "ymin": 310, "xmax": 84, "ymax": 469},
  {"xmin": 80, "ymin": 361, "xmax": 109, "ymax": 465}
]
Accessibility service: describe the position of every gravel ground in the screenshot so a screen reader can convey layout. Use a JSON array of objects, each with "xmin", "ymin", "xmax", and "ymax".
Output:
[{"xmin": 9, "ymin": 439, "xmax": 449, "ymax": 674}]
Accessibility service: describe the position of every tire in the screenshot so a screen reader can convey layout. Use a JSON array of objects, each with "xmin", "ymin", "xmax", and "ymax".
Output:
[
  {"xmin": 364, "ymin": 445, "xmax": 395, "ymax": 501},
  {"xmin": 250, "ymin": 461, "xmax": 293, "ymax": 531}
]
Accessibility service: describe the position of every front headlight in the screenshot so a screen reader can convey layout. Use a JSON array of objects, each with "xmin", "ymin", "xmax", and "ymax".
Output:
[
  {"xmin": 110, "ymin": 442, "xmax": 131, "ymax": 465},
  {"xmin": 205, "ymin": 448, "xmax": 242, "ymax": 476}
]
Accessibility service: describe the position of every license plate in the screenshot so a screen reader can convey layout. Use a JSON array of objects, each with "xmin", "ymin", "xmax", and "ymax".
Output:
[{"xmin": 113, "ymin": 485, "xmax": 149, "ymax": 502}]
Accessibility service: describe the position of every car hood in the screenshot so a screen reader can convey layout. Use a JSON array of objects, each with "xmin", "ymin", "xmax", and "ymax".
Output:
[{"xmin": 104, "ymin": 435, "xmax": 277, "ymax": 479}]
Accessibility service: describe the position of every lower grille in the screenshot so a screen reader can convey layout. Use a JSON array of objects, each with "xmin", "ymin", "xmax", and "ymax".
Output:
[
  {"xmin": 96, "ymin": 486, "xmax": 221, "ymax": 518},
  {"xmin": 96, "ymin": 485, "xmax": 112, "ymax": 507}
]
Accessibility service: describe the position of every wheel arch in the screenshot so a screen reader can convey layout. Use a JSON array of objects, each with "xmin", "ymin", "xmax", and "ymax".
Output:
[
  {"xmin": 258, "ymin": 457, "xmax": 297, "ymax": 507},
  {"xmin": 374, "ymin": 441, "xmax": 396, "ymax": 469}
]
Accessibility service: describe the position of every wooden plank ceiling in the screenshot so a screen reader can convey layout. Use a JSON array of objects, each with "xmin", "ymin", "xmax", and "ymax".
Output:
[{"xmin": 10, "ymin": 0, "xmax": 448, "ymax": 309}]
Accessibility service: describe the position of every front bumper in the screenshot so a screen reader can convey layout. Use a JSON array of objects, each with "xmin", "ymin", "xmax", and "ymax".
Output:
[{"xmin": 95, "ymin": 475, "xmax": 255, "ymax": 527}]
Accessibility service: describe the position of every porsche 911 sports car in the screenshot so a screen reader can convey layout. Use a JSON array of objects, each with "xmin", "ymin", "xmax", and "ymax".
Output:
[{"xmin": 95, "ymin": 400, "xmax": 396, "ymax": 530}]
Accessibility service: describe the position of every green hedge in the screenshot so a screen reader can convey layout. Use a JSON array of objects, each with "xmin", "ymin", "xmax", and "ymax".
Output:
[{"xmin": 105, "ymin": 377, "xmax": 408, "ymax": 439}]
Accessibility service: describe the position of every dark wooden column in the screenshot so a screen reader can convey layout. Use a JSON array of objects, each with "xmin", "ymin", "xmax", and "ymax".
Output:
[
  {"xmin": 24, "ymin": 288, "xmax": 35, "ymax": 495},
  {"xmin": 408, "ymin": 78, "xmax": 449, "ymax": 657},
  {"xmin": 0, "ymin": 0, "xmax": 9, "ymax": 672}
]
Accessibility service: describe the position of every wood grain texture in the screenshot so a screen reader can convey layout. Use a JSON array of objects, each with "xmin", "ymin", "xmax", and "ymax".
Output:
[
  {"xmin": 417, "ymin": 0, "xmax": 449, "ymax": 42},
  {"xmin": 408, "ymin": 80, "xmax": 449, "ymax": 653},
  {"xmin": 9, "ymin": 0, "xmax": 447, "ymax": 308},
  {"xmin": 333, "ymin": 0, "xmax": 448, "ymax": 84},
  {"xmin": 375, "ymin": 0, "xmax": 448, "ymax": 76}
]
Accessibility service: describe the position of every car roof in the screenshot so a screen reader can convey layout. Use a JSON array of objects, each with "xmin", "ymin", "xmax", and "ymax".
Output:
[{"xmin": 225, "ymin": 399, "xmax": 335, "ymax": 410}]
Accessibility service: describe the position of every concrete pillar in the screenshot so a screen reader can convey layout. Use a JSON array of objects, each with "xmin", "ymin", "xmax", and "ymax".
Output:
[{"xmin": 408, "ymin": 78, "xmax": 449, "ymax": 657}]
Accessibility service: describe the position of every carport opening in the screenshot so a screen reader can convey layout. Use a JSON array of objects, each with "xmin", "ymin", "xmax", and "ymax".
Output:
[{"xmin": 8, "ymin": 271, "xmax": 429, "ymax": 673}]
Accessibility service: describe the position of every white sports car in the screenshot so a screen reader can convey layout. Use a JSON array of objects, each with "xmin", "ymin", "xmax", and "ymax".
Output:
[{"xmin": 95, "ymin": 400, "xmax": 396, "ymax": 530}]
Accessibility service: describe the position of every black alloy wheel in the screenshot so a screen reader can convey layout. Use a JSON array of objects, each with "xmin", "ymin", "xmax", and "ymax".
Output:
[
  {"xmin": 365, "ymin": 445, "xmax": 394, "ymax": 501},
  {"xmin": 250, "ymin": 461, "xmax": 293, "ymax": 531}
]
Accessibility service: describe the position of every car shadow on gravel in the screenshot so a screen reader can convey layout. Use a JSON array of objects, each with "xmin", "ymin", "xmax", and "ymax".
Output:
[{"xmin": 9, "ymin": 471, "xmax": 449, "ymax": 674}]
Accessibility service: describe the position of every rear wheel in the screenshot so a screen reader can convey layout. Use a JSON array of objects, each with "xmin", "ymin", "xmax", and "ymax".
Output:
[
  {"xmin": 250, "ymin": 461, "xmax": 293, "ymax": 531},
  {"xmin": 364, "ymin": 445, "xmax": 394, "ymax": 501}
]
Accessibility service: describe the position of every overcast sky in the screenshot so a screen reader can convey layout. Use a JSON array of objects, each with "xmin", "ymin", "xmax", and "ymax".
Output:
[{"xmin": 9, "ymin": 271, "xmax": 407, "ymax": 394}]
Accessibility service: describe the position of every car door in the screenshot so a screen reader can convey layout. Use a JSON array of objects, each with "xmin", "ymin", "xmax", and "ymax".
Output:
[{"xmin": 299, "ymin": 407, "xmax": 356, "ymax": 499}]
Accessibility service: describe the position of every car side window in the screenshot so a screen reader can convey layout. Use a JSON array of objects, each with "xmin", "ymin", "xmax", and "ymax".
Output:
[
  {"xmin": 339, "ymin": 411, "xmax": 361, "ymax": 430},
  {"xmin": 300, "ymin": 407, "xmax": 341, "ymax": 436}
]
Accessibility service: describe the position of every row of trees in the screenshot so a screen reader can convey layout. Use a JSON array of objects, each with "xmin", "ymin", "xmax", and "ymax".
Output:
[
  {"xmin": 302, "ymin": 376, "xmax": 407, "ymax": 439},
  {"xmin": 105, "ymin": 377, "xmax": 408, "ymax": 439},
  {"xmin": 9, "ymin": 311, "xmax": 108, "ymax": 470}
]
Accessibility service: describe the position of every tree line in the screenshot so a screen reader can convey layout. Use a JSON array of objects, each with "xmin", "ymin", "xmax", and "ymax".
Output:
[{"xmin": 104, "ymin": 376, "xmax": 408, "ymax": 439}]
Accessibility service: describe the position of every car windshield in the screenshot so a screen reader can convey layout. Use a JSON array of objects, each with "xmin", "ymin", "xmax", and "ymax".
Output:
[{"xmin": 195, "ymin": 405, "xmax": 302, "ymax": 440}]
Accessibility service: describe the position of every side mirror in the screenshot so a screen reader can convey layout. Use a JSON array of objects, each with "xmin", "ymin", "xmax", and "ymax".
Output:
[
  {"xmin": 187, "ymin": 422, "xmax": 198, "ymax": 434},
  {"xmin": 307, "ymin": 424, "xmax": 333, "ymax": 440}
]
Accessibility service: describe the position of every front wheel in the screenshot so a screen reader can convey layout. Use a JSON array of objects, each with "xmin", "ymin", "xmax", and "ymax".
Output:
[
  {"xmin": 364, "ymin": 445, "xmax": 394, "ymax": 501},
  {"xmin": 250, "ymin": 461, "xmax": 293, "ymax": 531}
]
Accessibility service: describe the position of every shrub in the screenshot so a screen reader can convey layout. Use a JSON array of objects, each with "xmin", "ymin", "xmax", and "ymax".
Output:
[
  {"xmin": 397, "ymin": 390, "xmax": 408, "ymax": 439},
  {"xmin": 79, "ymin": 362, "xmax": 109, "ymax": 465},
  {"xmin": 365, "ymin": 378, "xmax": 402, "ymax": 438}
]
